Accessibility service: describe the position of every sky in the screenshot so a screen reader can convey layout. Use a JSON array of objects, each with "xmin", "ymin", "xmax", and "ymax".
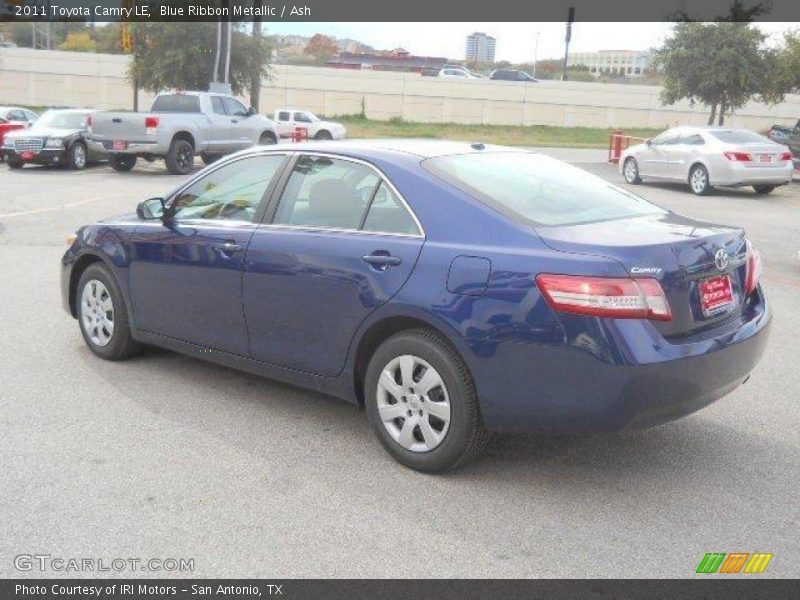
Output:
[{"xmin": 263, "ymin": 22, "xmax": 799, "ymax": 62}]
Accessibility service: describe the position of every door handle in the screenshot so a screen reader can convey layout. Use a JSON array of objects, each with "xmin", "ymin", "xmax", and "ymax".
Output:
[
  {"xmin": 212, "ymin": 241, "xmax": 244, "ymax": 256},
  {"xmin": 362, "ymin": 253, "xmax": 402, "ymax": 271}
]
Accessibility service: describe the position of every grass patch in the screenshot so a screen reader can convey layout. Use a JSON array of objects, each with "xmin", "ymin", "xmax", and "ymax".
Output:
[{"xmin": 335, "ymin": 115, "xmax": 664, "ymax": 148}]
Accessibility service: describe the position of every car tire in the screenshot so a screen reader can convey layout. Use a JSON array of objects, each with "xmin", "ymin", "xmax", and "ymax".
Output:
[
  {"xmin": 110, "ymin": 154, "xmax": 137, "ymax": 172},
  {"xmin": 364, "ymin": 328, "xmax": 490, "ymax": 472},
  {"xmin": 68, "ymin": 142, "xmax": 88, "ymax": 170},
  {"xmin": 164, "ymin": 138, "xmax": 195, "ymax": 175},
  {"xmin": 689, "ymin": 164, "xmax": 712, "ymax": 196},
  {"xmin": 200, "ymin": 152, "xmax": 222, "ymax": 165},
  {"xmin": 314, "ymin": 130, "xmax": 333, "ymax": 140},
  {"xmin": 7, "ymin": 155, "xmax": 24, "ymax": 169},
  {"xmin": 622, "ymin": 157, "xmax": 642, "ymax": 184},
  {"xmin": 753, "ymin": 185, "xmax": 776, "ymax": 195},
  {"xmin": 258, "ymin": 132, "xmax": 277, "ymax": 145},
  {"xmin": 76, "ymin": 263, "xmax": 141, "ymax": 361}
]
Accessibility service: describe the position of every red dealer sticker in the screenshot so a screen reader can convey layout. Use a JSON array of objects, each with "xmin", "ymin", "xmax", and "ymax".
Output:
[{"xmin": 700, "ymin": 274, "xmax": 734, "ymax": 316}]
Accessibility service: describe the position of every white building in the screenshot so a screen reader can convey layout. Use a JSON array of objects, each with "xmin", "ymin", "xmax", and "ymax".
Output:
[
  {"xmin": 568, "ymin": 50, "xmax": 652, "ymax": 77},
  {"xmin": 465, "ymin": 32, "xmax": 496, "ymax": 63}
]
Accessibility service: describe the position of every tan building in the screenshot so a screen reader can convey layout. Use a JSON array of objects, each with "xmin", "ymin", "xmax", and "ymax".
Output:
[{"xmin": 568, "ymin": 50, "xmax": 651, "ymax": 77}]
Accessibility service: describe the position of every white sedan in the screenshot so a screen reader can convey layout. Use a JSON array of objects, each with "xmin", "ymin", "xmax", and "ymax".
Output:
[{"xmin": 620, "ymin": 126, "xmax": 794, "ymax": 195}]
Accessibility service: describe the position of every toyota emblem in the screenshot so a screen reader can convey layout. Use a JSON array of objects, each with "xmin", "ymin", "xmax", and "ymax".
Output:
[{"xmin": 714, "ymin": 248, "xmax": 729, "ymax": 271}]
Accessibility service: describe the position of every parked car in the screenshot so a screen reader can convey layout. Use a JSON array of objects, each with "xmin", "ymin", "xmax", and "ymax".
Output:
[
  {"xmin": 273, "ymin": 109, "xmax": 346, "ymax": 140},
  {"xmin": 620, "ymin": 126, "xmax": 794, "ymax": 195},
  {"xmin": 437, "ymin": 68, "xmax": 482, "ymax": 80},
  {"xmin": 3, "ymin": 109, "xmax": 105, "ymax": 170},
  {"xmin": 88, "ymin": 91, "xmax": 279, "ymax": 175},
  {"xmin": 0, "ymin": 106, "xmax": 39, "ymax": 125},
  {"xmin": 61, "ymin": 140, "xmax": 771, "ymax": 471},
  {"xmin": 489, "ymin": 69, "xmax": 537, "ymax": 82},
  {"xmin": 768, "ymin": 120, "xmax": 800, "ymax": 169}
]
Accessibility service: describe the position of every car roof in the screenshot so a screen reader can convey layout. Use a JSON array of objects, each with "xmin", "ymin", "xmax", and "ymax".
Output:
[
  {"xmin": 41, "ymin": 108, "xmax": 95, "ymax": 114},
  {"xmin": 239, "ymin": 139, "xmax": 519, "ymax": 160}
]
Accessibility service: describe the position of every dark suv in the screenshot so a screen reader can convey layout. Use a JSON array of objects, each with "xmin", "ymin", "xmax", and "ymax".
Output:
[{"xmin": 490, "ymin": 69, "xmax": 537, "ymax": 82}]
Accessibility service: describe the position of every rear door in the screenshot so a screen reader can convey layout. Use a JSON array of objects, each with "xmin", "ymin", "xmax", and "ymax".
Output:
[
  {"xmin": 128, "ymin": 153, "xmax": 289, "ymax": 355},
  {"xmin": 222, "ymin": 97, "xmax": 257, "ymax": 150},
  {"xmin": 243, "ymin": 153, "xmax": 425, "ymax": 376}
]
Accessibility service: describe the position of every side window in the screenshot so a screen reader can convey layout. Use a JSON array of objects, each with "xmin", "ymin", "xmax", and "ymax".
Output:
[
  {"xmin": 683, "ymin": 134, "xmax": 705, "ymax": 146},
  {"xmin": 362, "ymin": 182, "xmax": 421, "ymax": 235},
  {"xmin": 171, "ymin": 155, "xmax": 285, "ymax": 223},
  {"xmin": 278, "ymin": 111, "xmax": 290, "ymax": 121},
  {"xmin": 8, "ymin": 110, "xmax": 25, "ymax": 121},
  {"xmin": 653, "ymin": 132, "xmax": 679, "ymax": 146},
  {"xmin": 210, "ymin": 97, "xmax": 226, "ymax": 115},
  {"xmin": 294, "ymin": 112, "xmax": 312, "ymax": 123},
  {"xmin": 222, "ymin": 97, "xmax": 247, "ymax": 117},
  {"xmin": 273, "ymin": 156, "xmax": 379, "ymax": 230}
]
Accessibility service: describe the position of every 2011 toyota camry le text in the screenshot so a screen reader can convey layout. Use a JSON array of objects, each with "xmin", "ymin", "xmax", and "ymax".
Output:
[{"xmin": 61, "ymin": 140, "xmax": 772, "ymax": 472}]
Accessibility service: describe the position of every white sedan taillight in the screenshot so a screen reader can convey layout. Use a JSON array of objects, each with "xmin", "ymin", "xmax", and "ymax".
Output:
[
  {"xmin": 745, "ymin": 239, "xmax": 762, "ymax": 296},
  {"xmin": 536, "ymin": 274, "xmax": 672, "ymax": 321}
]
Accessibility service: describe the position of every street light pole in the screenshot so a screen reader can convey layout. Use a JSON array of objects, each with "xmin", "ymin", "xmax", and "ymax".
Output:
[{"xmin": 533, "ymin": 32, "xmax": 540, "ymax": 79}]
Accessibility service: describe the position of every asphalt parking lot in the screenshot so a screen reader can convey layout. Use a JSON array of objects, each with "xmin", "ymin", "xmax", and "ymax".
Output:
[{"xmin": 1, "ymin": 154, "xmax": 798, "ymax": 578}]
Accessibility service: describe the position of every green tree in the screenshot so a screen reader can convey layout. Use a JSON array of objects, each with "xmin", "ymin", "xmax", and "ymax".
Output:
[
  {"xmin": 93, "ymin": 23, "xmax": 125, "ymax": 54},
  {"xmin": 128, "ymin": 22, "xmax": 272, "ymax": 98},
  {"xmin": 59, "ymin": 31, "xmax": 97, "ymax": 53},
  {"xmin": 653, "ymin": 21, "xmax": 780, "ymax": 125},
  {"xmin": 775, "ymin": 30, "xmax": 800, "ymax": 94}
]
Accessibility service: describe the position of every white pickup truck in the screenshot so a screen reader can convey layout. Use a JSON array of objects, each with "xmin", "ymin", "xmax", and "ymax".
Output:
[
  {"xmin": 89, "ymin": 91, "xmax": 279, "ymax": 174},
  {"xmin": 273, "ymin": 109, "xmax": 347, "ymax": 141}
]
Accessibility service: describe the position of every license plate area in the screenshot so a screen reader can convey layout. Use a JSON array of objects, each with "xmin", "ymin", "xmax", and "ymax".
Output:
[
  {"xmin": 113, "ymin": 140, "xmax": 127, "ymax": 150},
  {"xmin": 699, "ymin": 274, "xmax": 734, "ymax": 316},
  {"xmin": 759, "ymin": 154, "xmax": 773, "ymax": 163}
]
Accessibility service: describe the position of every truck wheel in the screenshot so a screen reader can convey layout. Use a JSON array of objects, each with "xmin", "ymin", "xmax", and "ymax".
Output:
[
  {"xmin": 110, "ymin": 155, "xmax": 137, "ymax": 172},
  {"xmin": 165, "ymin": 139, "xmax": 194, "ymax": 175},
  {"xmin": 314, "ymin": 130, "xmax": 332, "ymax": 140},
  {"xmin": 258, "ymin": 132, "xmax": 277, "ymax": 145},
  {"xmin": 68, "ymin": 142, "xmax": 88, "ymax": 170},
  {"xmin": 7, "ymin": 155, "xmax": 24, "ymax": 169},
  {"xmin": 200, "ymin": 153, "xmax": 221, "ymax": 165}
]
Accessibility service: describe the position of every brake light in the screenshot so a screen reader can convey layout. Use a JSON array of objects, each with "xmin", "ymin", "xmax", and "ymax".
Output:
[
  {"xmin": 745, "ymin": 239, "xmax": 762, "ymax": 296},
  {"xmin": 536, "ymin": 274, "xmax": 672, "ymax": 321},
  {"xmin": 723, "ymin": 151, "xmax": 753, "ymax": 161},
  {"xmin": 86, "ymin": 115, "xmax": 92, "ymax": 127},
  {"xmin": 780, "ymin": 151, "xmax": 793, "ymax": 162},
  {"xmin": 145, "ymin": 116, "xmax": 159, "ymax": 136}
]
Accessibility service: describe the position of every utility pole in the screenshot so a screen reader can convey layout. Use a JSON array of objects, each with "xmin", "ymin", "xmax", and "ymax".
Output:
[
  {"xmin": 533, "ymin": 31, "xmax": 540, "ymax": 79},
  {"xmin": 562, "ymin": 6, "xmax": 574, "ymax": 81},
  {"xmin": 250, "ymin": 0, "xmax": 263, "ymax": 111}
]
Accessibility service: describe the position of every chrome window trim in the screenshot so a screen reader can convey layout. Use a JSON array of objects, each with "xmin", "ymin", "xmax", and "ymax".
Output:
[{"xmin": 270, "ymin": 150, "xmax": 426, "ymax": 239}]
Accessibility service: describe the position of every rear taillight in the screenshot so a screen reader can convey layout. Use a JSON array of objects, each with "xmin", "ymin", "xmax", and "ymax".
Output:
[
  {"xmin": 86, "ymin": 115, "xmax": 92, "ymax": 127},
  {"xmin": 536, "ymin": 274, "xmax": 672, "ymax": 321},
  {"xmin": 745, "ymin": 239, "xmax": 762, "ymax": 296},
  {"xmin": 723, "ymin": 151, "xmax": 753, "ymax": 162},
  {"xmin": 780, "ymin": 151, "xmax": 793, "ymax": 162},
  {"xmin": 145, "ymin": 116, "xmax": 159, "ymax": 135}
]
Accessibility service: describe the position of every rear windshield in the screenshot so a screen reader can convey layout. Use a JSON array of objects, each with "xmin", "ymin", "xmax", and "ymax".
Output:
[
  {"xmin": 151, "ymin": 95, "xmax": 201, "ymax": 113},
  {"xmin": 424, "ymin": 152, "xmax": 664, "ymax": 227},
  {"xmin": 708, "ymin": 130, "xmax": 767, "ymax": 144}
]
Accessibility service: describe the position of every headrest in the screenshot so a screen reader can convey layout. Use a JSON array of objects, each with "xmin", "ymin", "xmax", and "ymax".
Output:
[{"xmin": 308, "ymin": 178, "xmax": 360, "ymax": 219}]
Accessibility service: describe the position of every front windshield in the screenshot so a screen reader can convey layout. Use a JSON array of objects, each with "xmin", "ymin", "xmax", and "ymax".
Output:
[{"xmin": 37, "ymin": 111, "xmax": 90, "ymax": 129}]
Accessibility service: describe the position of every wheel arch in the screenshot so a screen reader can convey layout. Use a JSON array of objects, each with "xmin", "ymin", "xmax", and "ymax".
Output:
[
  {"xmin": 351, "ymin": 313, "xmax": 473, "ymax": 407},
  {"xmin": 171, "ymin": 130, "xmax": 195, "ymax": 149},
  {"xmin": 686, "ymin": 159, "xmax": 710, "ymax": 183},
  {"xmin": 259, "ymin": 130, "xmax": 277, "ymax": 143},
  {"xmin": 68, "ymin": 253, "xmax": 107, "ymax": 317}
]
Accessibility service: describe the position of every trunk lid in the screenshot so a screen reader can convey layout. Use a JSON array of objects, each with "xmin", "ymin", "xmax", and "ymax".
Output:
[
  {"xmin": 89, "ymin": 112, "xmax": 148, "ymax": 142},
  {"xmin": 536, "ymin": 212, "xmax": 749, "ymax": 337}
]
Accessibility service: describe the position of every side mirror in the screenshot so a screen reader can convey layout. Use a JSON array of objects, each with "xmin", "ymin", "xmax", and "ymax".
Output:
[
  {"xmin": 246, "ymin": 106, "xmax": 257, "ymax": 117},
  {"xmin": 137, "ymin": 197, "xmax": 166, "ymax": 220},
  {"xmin": 646, "ymin": 139, "xmax": 653, "ymax": 146}
]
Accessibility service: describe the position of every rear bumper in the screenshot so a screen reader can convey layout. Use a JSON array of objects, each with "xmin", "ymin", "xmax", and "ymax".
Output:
[
  {"xmin": 711, "ymin": 162, "xmax": 793, "ymax": 186},
  {"xmin": 477, "ymin": 290, "xmax": 771, "ymax": 433}
]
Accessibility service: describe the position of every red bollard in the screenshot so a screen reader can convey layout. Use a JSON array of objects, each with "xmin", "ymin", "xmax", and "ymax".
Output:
[{"xmin": 608, "ymin": 130, "xmax": 625, "ymax": 164}]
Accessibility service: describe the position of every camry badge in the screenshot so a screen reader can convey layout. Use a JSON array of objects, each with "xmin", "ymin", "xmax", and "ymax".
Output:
[
  {"xmin": 631, "ymin": 266, "xmax": 662, "ymax": 275},
  {"xmin": 714, "ymin": 249, "xmax": 729, "ymax": 271}
]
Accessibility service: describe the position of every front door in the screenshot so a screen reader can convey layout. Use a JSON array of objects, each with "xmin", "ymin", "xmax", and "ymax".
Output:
[
  {"xmin": 128, "ymin": 153, "xmax": 289, "ymax": 355},
  {"xmin": 223, "ymin": 97, "xmax": 258, "ymax": 150},
  {"xmin": 243, "ymin": 154, "xmax": 425, "ymax": 376}
]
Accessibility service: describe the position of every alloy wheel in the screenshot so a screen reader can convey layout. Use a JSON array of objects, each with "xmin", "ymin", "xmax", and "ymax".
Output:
[
  {"xmin": 623, "ymin": 159, "xmax": 637, "ymax": 182},
  {"xmin": 73, "ymin": 145, "xmax": 86, "ymax": 168},
  {"xmin": 376, "ymin": 354, "xmax": 451, "ymax": 452},
  {"xmin": 80, "ymin": 279, "xmax": 114, "ymax": 347},
  {"xmin": 691, "ymin": 167, "xmax": 707, "ymax": 194}
]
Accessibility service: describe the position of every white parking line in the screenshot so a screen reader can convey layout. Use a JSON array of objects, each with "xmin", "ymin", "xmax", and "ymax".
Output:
[{"xmin": 0, "ymin": 196, "xmax": 114, "ymax": 219}]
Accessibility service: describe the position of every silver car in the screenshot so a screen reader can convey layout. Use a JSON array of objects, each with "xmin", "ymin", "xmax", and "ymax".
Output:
[{"xmin": 620, "ymin": 126, "xmax": 794, "ymax": 195}]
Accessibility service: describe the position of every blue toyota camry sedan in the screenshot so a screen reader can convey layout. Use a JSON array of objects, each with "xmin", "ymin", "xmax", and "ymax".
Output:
[{"xmin": 61, "ymin": 140, "xmax": 771, "ymax": 472}]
